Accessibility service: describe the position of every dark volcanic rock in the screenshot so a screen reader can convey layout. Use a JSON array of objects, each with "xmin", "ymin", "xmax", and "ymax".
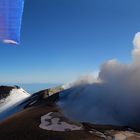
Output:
[
  {"xmin": 0, "ymin": 86, "xmax": 140, "ymax": 140},
  {"xmin": 23, "ymin": 86, "xmax": 61, "ymax": 109},
  {"xmin": 0, "ymin": 88, "xmax": 140, "ymax": 140},
  {"xmin": 0, "ymin": 86, "xmax": 14, "ymax": 100}
]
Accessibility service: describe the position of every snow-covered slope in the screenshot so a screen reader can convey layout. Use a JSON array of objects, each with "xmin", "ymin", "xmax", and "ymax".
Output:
[{"xmin": 0, "ymin": 87, "xmax": 30, "ymax": 120}]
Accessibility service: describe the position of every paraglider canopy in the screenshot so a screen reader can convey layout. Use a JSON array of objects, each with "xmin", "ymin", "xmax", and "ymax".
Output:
[{"xmin": 0, "ymin": 0, "xmax": 24, "ymax": 45}]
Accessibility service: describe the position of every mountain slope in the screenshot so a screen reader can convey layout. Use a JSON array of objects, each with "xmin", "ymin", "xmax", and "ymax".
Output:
[
  {"xmin": 0, "ymin": 86, "xmax": 30, "ymax": 120},
  {"xmin": 0, "ymin": 88, "xmax": 140, "ymax": 140}
]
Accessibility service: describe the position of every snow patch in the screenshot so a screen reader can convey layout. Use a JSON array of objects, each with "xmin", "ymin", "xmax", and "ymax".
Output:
[
  {"xmin": 106, "ymin": 130, "xmax": 140, "ymax": 140},
  {"xmin": 39, "ymin": 112, "xmax": 83, "ymax": 131},
  {"xmin": 114, "ymin": 133, "xmax": 127, "ymax": 140},
  {"xmin": 89, "ymin": 130, "xmax": 140, "ymax": 140}
]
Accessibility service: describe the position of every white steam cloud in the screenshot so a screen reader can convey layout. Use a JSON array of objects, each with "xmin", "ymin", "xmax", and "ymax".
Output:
[{"xmin": 58, "ymin": 33, "xmax": 140, "ymax": 129}]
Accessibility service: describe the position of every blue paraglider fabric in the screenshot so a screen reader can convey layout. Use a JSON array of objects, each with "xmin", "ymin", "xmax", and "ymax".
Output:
[{"xmin": 0, "ymin": 0, "xmax": 24, "ymax": 44}]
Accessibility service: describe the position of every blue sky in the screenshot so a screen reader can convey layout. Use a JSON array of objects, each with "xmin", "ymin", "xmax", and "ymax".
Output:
[{"xmin": 0, "ymin": 0, "xmax": 140, "ymax": 84}]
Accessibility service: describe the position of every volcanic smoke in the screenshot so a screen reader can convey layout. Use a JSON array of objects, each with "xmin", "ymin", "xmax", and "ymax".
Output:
[{"xmin": 58, "ymin": 33, "xmax": 140, "ymax": 129}]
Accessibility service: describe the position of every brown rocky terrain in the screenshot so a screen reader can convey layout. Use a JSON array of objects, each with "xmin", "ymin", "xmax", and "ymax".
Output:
[{"xmin": 0, "ymin": 86, "xmax": 140, "ymax": 140}]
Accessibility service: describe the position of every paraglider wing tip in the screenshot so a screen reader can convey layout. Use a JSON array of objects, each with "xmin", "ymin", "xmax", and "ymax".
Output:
[{"xmin": 3, "ymin": 39, "xmax": 19, "ymax": 45}]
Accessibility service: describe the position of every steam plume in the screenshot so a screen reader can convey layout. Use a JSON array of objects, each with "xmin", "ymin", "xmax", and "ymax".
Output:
[{"xmin": 58, "ymin": 33, "xmax": 140, "ymax": 129}]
